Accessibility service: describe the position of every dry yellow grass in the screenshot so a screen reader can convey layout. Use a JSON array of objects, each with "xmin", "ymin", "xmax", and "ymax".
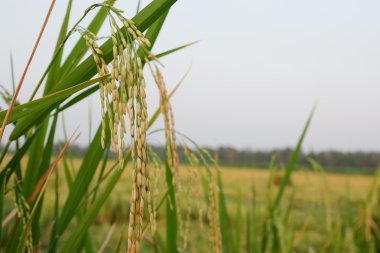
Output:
[
  {"xmin": 219, "ymin": 166, "xmax": 373, "ymax": 205},
  {"xmin": 2, "ymin": 154, "xmax": 373, "ymax": 203}
]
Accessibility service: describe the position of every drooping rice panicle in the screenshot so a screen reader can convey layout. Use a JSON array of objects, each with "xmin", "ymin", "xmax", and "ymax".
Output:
[
  {"xmin": 147, "ymin": 63, "xmax": 180, "ymax": 185},
  {"xmin": 79, "ymin": 8, "xmax": 153, "ymax": 252},
  {"xmin": 14, "ymin": 188, "xmax": 33, "ymax": 252},
  {"xmin": 77, "ymin": 28, "xmax": 111, "ymax": 150}
]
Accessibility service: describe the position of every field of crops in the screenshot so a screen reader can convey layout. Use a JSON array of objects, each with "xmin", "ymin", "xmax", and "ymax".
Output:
[{"xmin": 3, "ymin": 152, "xmax": 378, "ymax": 252}]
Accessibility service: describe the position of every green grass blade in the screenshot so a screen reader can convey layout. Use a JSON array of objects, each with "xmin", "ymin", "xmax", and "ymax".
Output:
[
  {"xmin": 48, "ymin": 168, "xmax": 60, "ymax": 253},
  {"xmin": 217, "ymin": 172, "xmax": 236, "ymax": 253},
  {"xmin": 0, "ymin": 131, "xmax": 39, "ymax": 188},
  {"xmin": 57, "ymin": 85, "xmax": 98, "ymax": 113},
  {"xmin": 16, "ymin": 139, "xmax": 71, "ymax": 253},
  {"xmin": 246, "ymin": 207, "xmax": 251, "ymax": 253},
  {"xmin": 44, "ymin": 0, "xmax": 73, "ymax": 93},
  {"xmin": 62, "ymin": 154, "xmax": 73, "ymax": 189},
  {"xmin": 153, "ymin": 41, "xmax": 198, "ymax": 60},
  {"xmin": 30, "ymin": 113, "xmax": 59, "ymax": 246},
  {"xmin": 91, "ymin": 144, "xmax": 111, "ymax": 203},
  {"xmin": 0, "ymin": 177, "xmax": 4, "ymax": 241},
  {"xmin": 235, "ymin": 190, "xmax": 242, "ymax": 253},
  {"xmin": 21, "ymin": 121, "xmax": 49, "ymax": 195},
  {"xmin": 251, "ymin": 184, "xmax": 258, "ymax": 253},
  {"xmin": 272, "ymin": 106, "xmax": 316, "ymax": 212},
  {"xmin": 57, "ymin": 123, "xmax": 110, "ymax": 236},
  {"xmin": 0, "ymin": 76, "xmax": 107, "ymax": 126},
  {"xmin": 60, "ymin": 169, "xmax": 122, "ymax": 253},
  {"xmin": 165, "ymin": 161, "xmax": 178, "ymax": 253},
  {"xmin": 153, "ymin": 232, "xmax": 166, "ymax": 253}
]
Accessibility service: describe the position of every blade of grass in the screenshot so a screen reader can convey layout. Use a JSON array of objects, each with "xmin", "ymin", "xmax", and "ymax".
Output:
[
  {"xmin": 22, "ymin": 122, "xmax": 49, "ymax": 195},
  {"xmin": 57, "ymin": 122, "xmax": 110, "ymax": 236},
  {"xmin": 0, "ymin": 130, "xmax": 38, "ymax": 186},
  {"xmin": 49, "ymin": 167, "xmax": 60, "ymax": 253},
  {"xmin": 30, "ymin": 112, "xmax": 59, "ymax": 246},
  {"xmin": 16, "ymin": 132, "xmax": 76, "ymax": 253},
  {"xmin": 165, "ymin": 161, "xmax": 178, "ymax": 253},
  {"xmin": 246, "ymin": 207, "xmax": 251, "ymax": 253},
  {"xmin": 150, "ymin": 41, "xmax": 199, "ymax": 60},
  {"xmin": 272, "ymin": 105, "xmax": 316, "ymax": 212},
  {"xmin": 0, "ymin": 76, "xmax": 108, "ymax": 126},
  {"xmin": 217, "ymin": 171, "xmax": 236, "ymax": 253},
  {"xmin": 235, "ymin": 190, "xmax": 242, "ymax": 253},
  {"xmin": 44, "ymin": 0, "xmax": 73, "ymax": 93},
  {"xmin": 60, "ymin": 168, "xmax": 123, "ymax": 253}
]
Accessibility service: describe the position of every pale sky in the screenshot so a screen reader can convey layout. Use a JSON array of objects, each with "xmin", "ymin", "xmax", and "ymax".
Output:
[{"xmin": 0, "ymin": 0, "xmax": 379, "ymax": 151}]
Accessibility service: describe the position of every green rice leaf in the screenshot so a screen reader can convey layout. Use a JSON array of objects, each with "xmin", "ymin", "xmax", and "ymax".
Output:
[
  {"xmin": 57, "ymin": 121, "xmax": 110, "ymax": 236},
  {"xmin": 272, "ymin": 106, "xmax": 316, "ymax": 212},
  {"xmin": 217, "ymin": 172, "xmax": 236, "ymax": 253},
  {"xmin": 60, "ymin": 169, "xmax": 122, "ymax": 253},
  {"xmin": 0, "ymin": 76, "xmax": 107, "ymax": 127},
  {"xmin": 44, "ymin": 0, "xmax": 73, "ymax": 93},
  {"xmin": 165, "ymin": 161, "xmax": 178, "ymax": 253}
]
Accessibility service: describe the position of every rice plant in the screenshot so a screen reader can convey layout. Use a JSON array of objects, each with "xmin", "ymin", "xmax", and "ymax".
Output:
[{"xmin": 1, "ymin": 1, "xmax": 380, "ymax": 253}]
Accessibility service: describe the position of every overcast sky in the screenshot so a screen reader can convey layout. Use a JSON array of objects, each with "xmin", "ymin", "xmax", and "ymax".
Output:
[{"xmin": 0, "ymin": 0, "xmax": 379, "ymax": 151}]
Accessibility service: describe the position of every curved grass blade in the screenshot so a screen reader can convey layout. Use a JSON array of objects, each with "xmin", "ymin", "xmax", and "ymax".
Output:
[
  {"xmin": 57, "ymin": 85, "xmax": 99, "ymax": 113},
  {"xmin": 15, "ymin": 134, "xmax": 75, "ymax": 253},
  {"xmin": 0, "ymin": 130, "xmax": 38, "ymax": 184},
  {"xmin": 150, "ymin": 41, "xmax": 199, "ymax": 61},
  {"xmin": 217, "ymin": 172, "xmax": 236, "ymax": 253},
  {"xmin": 56, "ymin": 122, "xmax": 110, "ymax": 236},
  {"xmin": 0, "ymin": 76, "xmax": 107, "ymax": 126},
  {"xmin": 165, "ymin": 161, "xmax": 178, "ymax": 253},
  {"xmin": 44, "ymin": 0, "xmax": 73, "ymax": 93},
  {"xmin": 60, "ymin": 169, "xmax": 122, "ymax": 253},
  {"xmin": 30, "ymin": 112, "xmax": 59, "ymax": 246},
  {"xmin": 272, "ymin": 105, "xmax": 316, "ymax": 212}
]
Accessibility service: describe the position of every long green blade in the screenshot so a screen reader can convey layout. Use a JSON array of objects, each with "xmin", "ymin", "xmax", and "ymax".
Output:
[
  {"xmin": 0, "ymin": 76, "xmax": 107, "ymax": 126},
  {"xmin": 272, "ymin": 106, "xmax": 316, "ymax": 212},
  {"xmin": 217, "ymin": 172, "xmax": 236, "ymax": 253},
  {"xmin": 57, "ymin": 122, "xmax": 110, "ymax": 236},
  {"xmin": 44, "ymin": 0, "xmax": 73, "ymax": 93},
  {"xmin": 165, "ymin": 162, "xmax": 178, "ymax": 253},
  {"xmin": 60, "ymin": 169, "xmax": 122, "ymax": 253}
]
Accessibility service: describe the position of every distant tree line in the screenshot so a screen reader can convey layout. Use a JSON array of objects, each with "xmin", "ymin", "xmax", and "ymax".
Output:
[
  {"xmin": 41, "ymin": 142, "xmax": 380, "ymax": 173},
  {"xmin": 209, "ymin": 147, "xmax": 380, "ymax": 173}
]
